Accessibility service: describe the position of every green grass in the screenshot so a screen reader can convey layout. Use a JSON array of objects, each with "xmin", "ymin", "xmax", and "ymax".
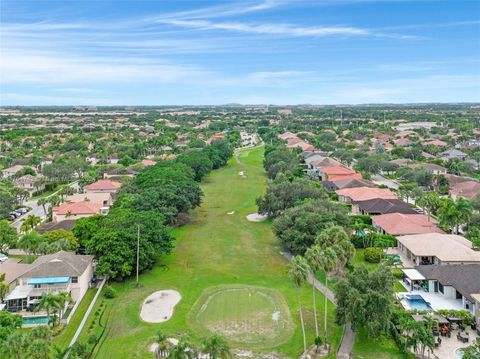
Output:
[
  {"xmin": 54, "ymin": 288, "xmax": 97, "ymax": 349},
  {"xmin": 9, "ymin": 254, "xmax": 38, "ymax": 264},
  {"xmin": 349, "ymin": 249, "xmax": 380, "ymax": 270},
  {"xmin": 352, "ymin": 328, "xmax": 405, "ymax": 359},
  {"xmin": 394, "ymin": 281, "xmax": 407, "ymax": 293},
  {"xmin": 84, "ymin": 146, "xmax": 342, "ymax": 358},
  {"xmin": 189, "ymin": 285, "xmax": 294, "ymax": 349}
]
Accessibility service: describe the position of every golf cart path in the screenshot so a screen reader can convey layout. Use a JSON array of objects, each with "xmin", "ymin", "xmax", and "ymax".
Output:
[
  {"xmin": 238, "ymin": 146, "xmax": 355, "ymax": 358},
  {"xmin": 282, "ymin": 250, "xmax": 355, "ymax": 358}
]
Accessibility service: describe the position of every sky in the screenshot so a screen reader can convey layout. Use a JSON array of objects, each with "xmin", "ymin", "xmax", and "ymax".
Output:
[{"xmin": 1, "ymin": 0, "xmax": 480, "ymax": 105}]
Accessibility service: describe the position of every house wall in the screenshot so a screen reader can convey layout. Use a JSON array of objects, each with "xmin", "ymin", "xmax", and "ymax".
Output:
[
  {"xmin": 53, "ymin": 213, "xmax": 95, "ymax": 222},
  {"xmin": 84, "ymin": 189, "xmax": 117, "ymax": 194},
  {"xmin": 474, "ymin": 299, "xmax": 480, "ymax": 326},
  {"xmin": 442, "ymin": 286, "xmax": 457, "ymax": 299},
  {"xmin": 70, "ymin": 263, "xmax": 93, "ymax": 302}
]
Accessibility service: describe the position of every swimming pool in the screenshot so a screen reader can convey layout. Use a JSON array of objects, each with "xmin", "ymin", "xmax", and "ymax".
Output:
[
  {"xmin": 455, "ymin": 348, "xmax": 464, "ymax": 358},
  {"xmin": 22, "ymin": 316, "xmax": 49, "ymax": 325},
  {"xmin": 405, "ymin": 294, "xmax": 433, "ymax": 311}
]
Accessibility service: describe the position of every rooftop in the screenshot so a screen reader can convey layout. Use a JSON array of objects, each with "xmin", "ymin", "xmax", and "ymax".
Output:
[
  {"xmin": 21, "ymin": 251, "xmax": 94, "ymax": 278},
  {"xmin": 397, "ymin": 233, "xmax": 480, "ymax": 263},
  {"xmin": 336, "ymin": 187, "xmax": 397, "ymax": 202},
  {"xmin": 372, "ymin": 213, "xmax": 444, "ymax": 235},
  {"xmin": 53, "ymin": 201, "xmax": 103, "ymax": 215},
  {"xmin": 84, "ymin": 179, "xmax": 121, "ymax": 191},
  {"xmin": 356, "ymin": 198, "xmax": 417, "ymax": 214}
]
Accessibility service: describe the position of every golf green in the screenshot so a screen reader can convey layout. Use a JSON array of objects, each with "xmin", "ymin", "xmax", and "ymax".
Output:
[{"xmin": 189, "ymin": 285, "xmax": 294, "ymax": 348}]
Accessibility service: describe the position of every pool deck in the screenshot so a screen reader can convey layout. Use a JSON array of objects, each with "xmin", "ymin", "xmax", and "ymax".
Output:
[
  {"xmin": 431, "ymin": 327, "xmax": 478, "ymax": 359},
  {"xmin": 397, "ymin": 283, "xmax": 464, "ymax": 311}
]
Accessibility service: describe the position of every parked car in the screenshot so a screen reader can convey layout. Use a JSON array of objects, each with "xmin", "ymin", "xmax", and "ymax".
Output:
[
  {"xmin": 9, "ymin": 211, "xmax": 20, "ymax": 218},
  {"xmin": 0, "ymin": 253, "xmax": 8, "ymax": 262},
  {"xmin": 18, "ymin": 208, "xmax": 28, "ymax": 214}
]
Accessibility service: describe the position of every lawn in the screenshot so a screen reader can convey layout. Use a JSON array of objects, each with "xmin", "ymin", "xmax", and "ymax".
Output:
[
  {"xmin": 85, "ymin": 146, "xmax": 343, "ymax": 358},
  {"xmin": 54, "ymin": 288, "xmax": 97, "ymax": 349},
  {"xmin": 352, "ymin": 328, "xmax": 406, "ymax": 359}
]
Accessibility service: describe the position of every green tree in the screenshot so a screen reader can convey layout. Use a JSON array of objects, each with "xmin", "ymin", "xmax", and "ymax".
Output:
[
  {"xmin": 335, "ymin": 266, "xmax": 394, "ymax": 338},
  {"xmin": 202, "ymin": 334, "xmax": 232, "ymax": 359},
  {"xmin": 0, "ymin": 219, "xmax": 17, "ymax": 252},
  {"xmin": 20, "ymin": 214, "xmax": 42, "ymax": 233},
  {"xmin": 166, "ymin": 340, "xmax": 196, "ymax": 359},
  {"xmin": 272, "ymin": 200, "xmax": 350, "ymax": 255},
  {"xmin": 0, "ymin": 332, "xmax": 27, "ymax": 359},
  {"xmin": 257, "ymin": 177, "xmax": 327, "ymax": 217},
  {"xmin": 17, "ymin": 231, "xmax": 43, "ymax": 256},
  {"xmin": 288, "ymin": 255, "xmax": 310, "ymax": 354}
]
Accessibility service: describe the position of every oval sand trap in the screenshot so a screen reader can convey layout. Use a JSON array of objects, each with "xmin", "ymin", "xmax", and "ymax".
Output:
[
  {"xmin": 140, "ymin": 290, "xmax": 181, "ymax": 323},
  {"xmin": 246, "ymin": 213, "xmax": 268, "ymax": 222}
]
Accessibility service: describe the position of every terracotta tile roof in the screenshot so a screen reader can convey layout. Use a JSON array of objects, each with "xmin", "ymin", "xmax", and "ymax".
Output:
[
  {"xmin": 84, "ymin": 179, "xmax": 121, "ymax": 191},
  {"xmin": 53, "ymin": 201, "xmax": 102, "ymax": 215},
  {"xmin": 328, "ymin": 173, "xmax": 363, "ymax": 181},
  {"xmin": 450, "ymin": 180, "xmax": 480, "ymax": 200},
  {"xmin": 141, "ymin": 159, "xmax": 156, "ymax": 166},
  {"xmin": 330, "ymin": 177, "xmax": 374, "ymax": 189},
  {"xmin": 278, "ymin": 131, "xmax": 298, "ymax": 140},
  {"xmin": 321, "ymin": 166, "xmax": 356, "ymax": 175},
  {"xmin": 336, "ymin": 187, "xmax": 397, "ymax": 202},
  {"xmin": 372, "ymin": 213, "xmax": 444, "ymax": 235},
  {"xmin": 66, "ymin": 193, "xmax": 112, "ymax": 205}
]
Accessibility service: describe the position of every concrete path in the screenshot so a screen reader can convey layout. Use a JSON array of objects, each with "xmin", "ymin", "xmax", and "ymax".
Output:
[
  {"xmin": 282, "ymin": 250, "xmax": 356, "ymax": 359},
  {"xmin": 66, "ymin": 277, "xmax": 107, "ymax": 355}
]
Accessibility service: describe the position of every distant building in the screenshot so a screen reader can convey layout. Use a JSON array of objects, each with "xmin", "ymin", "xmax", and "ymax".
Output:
[
  {"xmin": 83, "ymin": 179, "xmax": 121, "ymax": 194},
  {"xmin": 2, "ymin": 165, "xmax": 24, "ymax": 178}
]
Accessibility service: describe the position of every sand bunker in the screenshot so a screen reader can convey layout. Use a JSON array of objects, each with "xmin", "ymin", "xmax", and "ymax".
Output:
[
  {"xmin": 140, "ymin": 290, "xmax": 181, "ymax": 323},
  {"xmin": 246, "ymin": 213, "xmax": 268, "ymax": 222}
]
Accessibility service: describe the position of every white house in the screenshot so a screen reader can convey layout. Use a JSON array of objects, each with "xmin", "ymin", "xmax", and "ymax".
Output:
[{"xmin": 3, "ymin": 251, "xmax": 95, "ymax": 322}]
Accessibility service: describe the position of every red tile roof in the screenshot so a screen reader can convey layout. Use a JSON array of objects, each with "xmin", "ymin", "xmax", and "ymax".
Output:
[
  {"xmin": 372, "ymin": 213, "xmax": 444, "ymax": 235},
  {"xmin": 53, "ymin": 201, "xmax": 102, "ymax": 215},
  {"xmin": 321, "ymin": 166, "xmax": 356, "ymax": 175},
  {"xmin": 84, "ymin": 179, "xmax": 121, "ymax": 191},
  {"xmin": 141, "ymin": 159, "xmax": 156, "ymax": 166},
  {"xmin": 336, "ymin": 187, "xmax": 397, "ymax": 202}
]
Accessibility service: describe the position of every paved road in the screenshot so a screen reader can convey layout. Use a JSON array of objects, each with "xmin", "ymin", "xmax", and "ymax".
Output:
[
  {"xmin": 282, "ymin": 250, "xmax": 356, "ymax": 358},
  {"xmin": 371, "ymin": 174, "xmax": 400, "ymax": 190},
  {"xmin": 11, "ymin": 181, "xmax": 79, "ymax": 231}
]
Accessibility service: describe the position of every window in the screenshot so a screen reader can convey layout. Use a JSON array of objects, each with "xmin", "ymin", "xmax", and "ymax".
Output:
[
  {"xmin": 71, "ymin": 277, "xmax": 78, "ymax": 283},
  {"xmin": 438, "ymin": 282, "xmax": 444, "ymax": 294},
  {"xmin": 34, "ymin": 284, "xmax": 41, "ymax": 289}
]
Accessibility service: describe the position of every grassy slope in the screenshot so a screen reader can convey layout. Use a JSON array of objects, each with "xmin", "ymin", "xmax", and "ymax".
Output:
[
  {"xmin": 88, "ymin": 147, "xmax": 342, "ymax": 358},
  {"xmin": 54, "ymin": 288, "xmax": 97, "ymax": 349}
]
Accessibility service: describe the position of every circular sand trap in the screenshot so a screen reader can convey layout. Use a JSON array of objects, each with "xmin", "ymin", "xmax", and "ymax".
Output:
[
  {"xmin": 246, "ymin": 213, "xmax": 268, "ymax": 222},
  {"xmin": 189, "ymin": 285, "xmax": 294, "ymax": 348},
  {"xmin": 140, "ymin": 290, "xmax": 181, "ymax": 323}
]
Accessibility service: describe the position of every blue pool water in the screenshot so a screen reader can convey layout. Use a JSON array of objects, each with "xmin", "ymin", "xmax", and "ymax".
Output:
[
  {"xmin": 406, "ymin": 294, "xmax": 433, "ymax": 311},
  {"xmin": 22, "ymin": 316, "xmax": 49, "ymax": 325}
]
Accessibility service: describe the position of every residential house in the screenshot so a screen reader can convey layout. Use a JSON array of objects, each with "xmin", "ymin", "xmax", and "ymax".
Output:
[
  {"xmin": 448, "ymin": 177, "xmax": 480, "ymax": 200},
  {"xmin": 415, "ymin": 265, "xmax": 480, "ymax": 322},
  {"xmin": 456, "ymin": 139, "xmax": 480, "ymax": 149},
  {"xmin": 424, "ymin": 139, "xmax": 448, "ymax": 148},
  {"xmin": 2, "ymin": 165, "xmax": 24, "ymax": 178},
  {"xmin": 396, "ymin": 233, "xmax": 480, "ymax": 266},
  {"xmin": 394, "ymin": 138, "xmax": 413, "ymax": 147},
  {"xmin": 277, "ymin": 131, "xmax": 297, "ymax": 140},
  {"xmin": 52, "ymin": 201, "xmax": 104, "ymax": 222},
  {"xmin": 356, "ymin": 198, "xmax": 417, "ymax": 215},
  {"xmin": 372, "ymin": 213, "xmax": 444, "ymax": 235},
  {"xmin": 66, "ymin": 192, "xmax": 113, "ymax": 207},
  {"xmin": 440, "ymin": 148, "xmax": 468, "ymax": 161},
  {"xmin": 285, "ymin": 137, "xmax": 315, "ymax": 151},
  {"xmin": 13, "ymin": 174, "xmax": 45, "ymax": 194},
  {"xmin": 323, "ymin": 177, "xmax": 375, "ymax": 192},
  {"xmin": 336, "ymin": 187, "xmax": 397, "ymax": 213},
  {"xmin": 83, "ymin": 179, "xmax": 121, "ymax": 194},
  {"xmin": 410, "ymin": 163, "xmax": 447, "ymax": 175},
  {"xmin": 37, "ymin": 220, "xmax": 77, "ymax": 233},
  {"xmin": 4, "ymin": 251, "xmax": 94, "ymax": 321},
  {"xmin": 141, "ymin": 159, "xmax": 156, "ymax": 166},
  {"xmin": 106, "ymin": 154, "xmax": 119, "ymax": 164},
  {"xmin": 318, "ymin": 166, "xmax": 358, "ymax": 181},
  {"xmin": 206, "ymin": 132, "xmax": 225, "ymax": 144}
]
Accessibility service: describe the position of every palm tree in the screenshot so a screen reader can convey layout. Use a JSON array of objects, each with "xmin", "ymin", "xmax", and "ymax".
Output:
[
  {"xmin": 20, "ymin": 215, "xmax": 42, "ymax": 233},
  {"xmin": 155, "ymin": 330, "xmax": 171, "ymax": 358},
  {"xmin": 17, "ymin": 231, "xmax": 43, "ymax": 256},
  {"xmin": 202, "ymin": 334, "xmax": 232, "ymax": 359},
  {"xmin": 166, "ymin": 340, "xmax": 196, "ymax": 359},
  {"xmin": 288, "ymin": 255, "xmax": 310, "ymax": 355},
  {"xmin": 304, "ymin": 246, "xmax": 321, "ymax": 341},
  {"xmin": 318, "ymin": 248, "xmax": 337, "ymax": 348},
  {"xmin": 36, "ymin": 293, "xmax": 61, "ymax": 327},
  {"xmin": 37, "ymin": 197, "xmax": 49, "ymax": 217},
  {"xmin": 455, "ymin": 198, "xmax": 473, "ymax": 233}
]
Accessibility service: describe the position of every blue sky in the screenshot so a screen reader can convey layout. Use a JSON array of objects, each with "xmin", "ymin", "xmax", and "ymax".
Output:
[{"xmin": 1, "ymin": 0, "xmax": 479, "ymax": 105}]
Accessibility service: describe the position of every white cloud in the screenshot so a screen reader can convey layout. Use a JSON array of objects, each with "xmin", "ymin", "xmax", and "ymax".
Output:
[
  {"xmin": 159, "ymin": 19, "xmax": 371, "ymax": 37},
  {"xmin": 0, "ymin": 49, "xmax": 210, "ymax": 84}
]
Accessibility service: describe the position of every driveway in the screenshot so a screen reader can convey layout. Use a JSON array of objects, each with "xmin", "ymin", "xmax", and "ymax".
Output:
[{"xmin": 11, "ymin": 180, "xmax": 79, "ymax": 231}]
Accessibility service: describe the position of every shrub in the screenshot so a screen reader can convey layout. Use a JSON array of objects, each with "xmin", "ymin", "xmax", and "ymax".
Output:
[
  {"xmin": 391, "ymin": 268, "xmax": 404, "ymax": 279},
  {"xmin": 104, "ymin": 285, "xmax": 117, "ymax": 299},
  {"xmin": 88, "ymin": 334, "xmax": 98, "ymax": 345},
  {"xmin": 364, "ymin": 247, "xmax": 384, "ymax": 263}
]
